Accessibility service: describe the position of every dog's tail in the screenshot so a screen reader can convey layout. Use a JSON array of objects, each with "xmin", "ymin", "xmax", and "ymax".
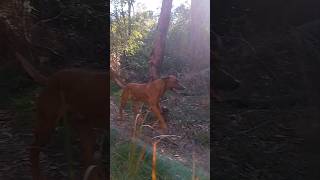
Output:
[
  {"xmin": 15, "ymin": 52, "xmax": 48, "ymax": 85},
  {"xmin": 110, "ymin": 69, "xmax": 126, "ymax": 88}
]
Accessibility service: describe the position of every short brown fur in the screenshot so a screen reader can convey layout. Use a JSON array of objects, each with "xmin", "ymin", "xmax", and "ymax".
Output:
[
  {"xmin": 16, "ymin": 53, "xmax": 108, "ymax": 180},
  {"xmin": 118, "ymin": 75, "xmax": 185, "ymax": 130}
]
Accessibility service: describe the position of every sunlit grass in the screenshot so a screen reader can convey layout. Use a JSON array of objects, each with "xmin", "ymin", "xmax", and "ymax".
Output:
[{"xmin": 110, "ymin": 127, "xmax": 209, "ymax": 180}]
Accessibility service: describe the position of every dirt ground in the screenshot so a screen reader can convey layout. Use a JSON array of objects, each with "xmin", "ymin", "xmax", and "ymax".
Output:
[
  {"xmin": 0, "ymin": 109, "xmax": 33, "ymax": 180},
  {"xmin": 110, "ymin": 95, "xmax": 210, "ymax": 176},
  {"xmin": 0, "ymin": 91, "xmax": 210, "ymax": 180},
  {"xmin": 0, "ymin": 107, "xmax": 86, "ymax": 180},
  {"xmin": 212, "ymin": 29, "xmax": 320, "ymax": 179}
]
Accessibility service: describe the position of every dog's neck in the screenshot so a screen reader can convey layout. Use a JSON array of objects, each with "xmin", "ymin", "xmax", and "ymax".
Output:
[{"xmin": 160, "ymin": 78, "xmax": 174, "ymax": 93}]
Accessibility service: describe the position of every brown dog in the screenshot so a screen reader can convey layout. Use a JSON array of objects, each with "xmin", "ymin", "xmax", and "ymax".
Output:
[
  {"xmin": 15, "ymin": 53, "xmax": 108, "ymax": 180},
  {"xmin": 118, "ymin": 75, "xmax": 185, "ymax": 130}
]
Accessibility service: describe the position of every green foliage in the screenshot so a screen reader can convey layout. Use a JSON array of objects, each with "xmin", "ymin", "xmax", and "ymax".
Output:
[
  {"xmin": 165, "ymin": 4, "xmax": 191, "ymax": 71},
  {"xmin": 0, "ymin": 67, "xmax": 31, "ymax": 105},
  {"xmin": 168, "ymin": 5, "xmax": 190, "ymax": 46},
  {"xmin": 111, "ymin": 0, "xmax": 156, "ymax": 57},
  {"xmin": 110, "ymin": 81, "xmax": 121, "ymax": 96},
  {"xmin": 194, "ymin": 131, "xmax": 210, "ymax": 148},
  {"xmin": 0, "ymin": 66, "xmax": 39, "ymax": 127},
  {"xmin": 111, "ymin": 2, "xmax": 193, "ymax": 80},
  {"xmin": 110, "ymin": 81, "xmax": 125, "ymax": 107},
  {"xmin": 10, "ymin": 92, "xmax": 35, "ymax": 122}
]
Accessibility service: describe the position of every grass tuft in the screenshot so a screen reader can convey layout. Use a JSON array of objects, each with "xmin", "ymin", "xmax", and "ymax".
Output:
[{"xmin": 110, "ymin": 127, "xmax": 209, "ymax": 180}]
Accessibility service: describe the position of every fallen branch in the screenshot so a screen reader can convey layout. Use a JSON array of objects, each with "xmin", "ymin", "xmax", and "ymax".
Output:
[{"xmin": 237, "ymin": 119, "xmax": 273, "ymax": 135}]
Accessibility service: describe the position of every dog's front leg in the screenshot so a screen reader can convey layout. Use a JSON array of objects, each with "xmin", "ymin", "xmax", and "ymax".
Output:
[
  {"xmin": 158, "ymin": 102, "xmax": 163, "ymax": 114},
  {"xmin": 132, "ymin": 101, "xmax": 143, "ymax": 115},
  {"xmin": 73, "ymin": 120, "xmax": 99, "ymax": 180},
  {"xmin": 149, "ymin": 103, "xmax": 168, "ymax": 130},
  {"xmin": 31, "ymin": 97, "xmax": 62, "ymax": 180},
  {"xmin": 80, "ymin": 132, "xmax": 99, "ymax": 180},
  {"xmin": 118, "ymin": 88, "xmax": 130, "ymax": 121}
]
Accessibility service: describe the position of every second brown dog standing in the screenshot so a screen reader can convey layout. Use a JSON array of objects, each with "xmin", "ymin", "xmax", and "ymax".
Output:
[
  {"xmin": 117, "ymin": 75, "xmax": 185, "ymax": 131},
  {"xmin": 16, "ymin": 53, "xmax": 108, "ymax": 180}
]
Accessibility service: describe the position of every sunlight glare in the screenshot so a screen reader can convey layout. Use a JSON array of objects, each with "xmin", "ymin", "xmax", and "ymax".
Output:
[{"xmin": 135, "ymin": 0, "xmax": 190, "ymax": 13}]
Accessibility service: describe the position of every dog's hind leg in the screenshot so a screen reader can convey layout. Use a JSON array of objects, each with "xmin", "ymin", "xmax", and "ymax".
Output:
[
  {"xmin": 119, "ymin": 88, "xmax": 130, "ymax": 121},
  {"xmin": 132, "ymin": 101, "xmax": 144, "ymax": 131},
  {"xmin": 149, "ymin": 103, "xmax": 168, "ymax": 130},
  {"xmin": 30, "ymin": 91, "xmax": 63, "ymax": 180},
  {"xmin": 132, "ymin": 101, "xmax": 143, "ymax": 118}
]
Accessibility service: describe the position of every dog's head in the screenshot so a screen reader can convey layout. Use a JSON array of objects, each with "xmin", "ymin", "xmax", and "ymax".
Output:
[{"xmin": 162, "ymin": 75, "xmax": 185, "ymax": 91}]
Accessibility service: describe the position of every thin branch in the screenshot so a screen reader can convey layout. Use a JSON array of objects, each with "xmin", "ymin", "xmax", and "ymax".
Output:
[
  {"xmin": 30, "ymin": 10, "xmax": 64, "ymax": 31},
  {"xmin": 152, "ymin": 134, "xmax": 181, "ymax": 140},
  {"xmin": 83, "ymin": 165, "xmax": 97, "ymax": 180}
]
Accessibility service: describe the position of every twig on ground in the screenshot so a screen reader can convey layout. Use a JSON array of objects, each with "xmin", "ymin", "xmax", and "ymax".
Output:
[
  {"xmin": 152, "ymin": 135, "xmax": 181, "ymax": 140},
  {"xmin": 237, "ymin": 119, "xmax": 273, "ymax": 135},
  {"xmin": 141, "ymin": 124, "xmax": 155, "ymax": 131}
]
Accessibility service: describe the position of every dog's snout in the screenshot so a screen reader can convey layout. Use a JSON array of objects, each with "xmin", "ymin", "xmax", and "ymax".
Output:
[{"xmin": 176, "ymin": 83, "xmax": 185, "ymax": 90}]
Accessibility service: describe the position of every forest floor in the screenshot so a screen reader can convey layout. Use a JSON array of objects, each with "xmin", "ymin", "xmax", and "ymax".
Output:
[
  {"xmin": 0, "ymin": 107, "xmax": 76, "ymax": 180},
  {"xmin": 110, "ymin": 93, "xmax": 210, "ymax": 176},
  {"xmin": 0, "ymin": 65, "xmax": 210, "ymax": 180},
  {"xmin": 211, "ymin": 30, "xmax": 320, "ymax": 179},
  {"xmin": 0, "ymin": 106, "xmax": 85, "ymax": 180},
  {"xmin": 0, "ymin": 108, "xmax": 33, "ymax": 180},
  {"xmin": 213, "ymin": 99, "xmax": 307, "ymax": 179}
]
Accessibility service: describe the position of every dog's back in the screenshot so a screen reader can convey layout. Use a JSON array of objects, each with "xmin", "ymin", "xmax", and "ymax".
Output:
[
  {"xmin": 42, "ymin": 69, "xmax": 109, "ymax": 125},
  {"xmin": 124, "ymin": 83, "xmax": 149, "ymax": 101}
]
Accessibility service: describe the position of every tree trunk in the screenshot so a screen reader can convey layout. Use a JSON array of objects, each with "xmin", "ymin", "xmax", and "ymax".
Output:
[
  {"xmin": 148, "ymin": 0, "xmax": 173, "ymax": 81},
  {"xmin": 128, "ymin": 0, "xmax": 134, "ymax": 36}
]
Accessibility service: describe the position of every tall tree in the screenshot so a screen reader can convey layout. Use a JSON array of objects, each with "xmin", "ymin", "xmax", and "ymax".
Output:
[
  {"xmin": 148, "ymin": 0, "xmax": 173, "ymax": 81},
  {"xmin": 127, "ymin": 0, "xmax": 135, "ymax": 36},
  {"xmin": 110, "ymin": 1, "xmax": 156, "ymax": 72}
]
